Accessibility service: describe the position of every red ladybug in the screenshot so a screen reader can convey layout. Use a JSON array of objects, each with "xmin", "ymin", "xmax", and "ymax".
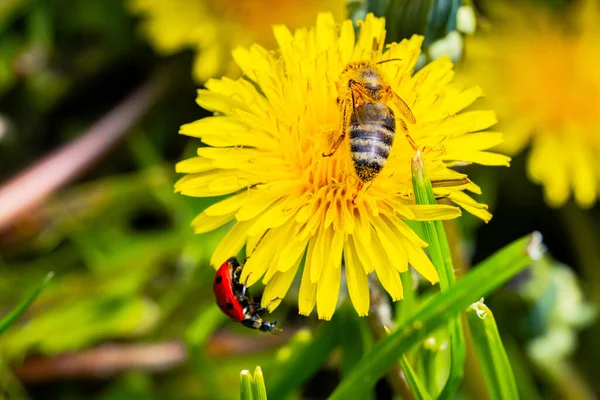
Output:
[{"xmin": 213, "ymin": 257, "xmax": 279, "ymax": 333}]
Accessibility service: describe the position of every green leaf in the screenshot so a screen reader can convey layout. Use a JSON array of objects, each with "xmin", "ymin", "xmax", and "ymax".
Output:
[
  {"xmin": 328, "ymin": 234, "xmax": 534, "ymax": 400},
  {"xmin": 399, "ymin": 355, "xmax": 432, "ymax": 400},
  {"xmin": 418, "ymin": 336, "xmax": 445, "ymax": 395},
  {"xmin": 240, "ymin": 370, "xmax": 254, "ymax": 400},
  {"xmin": 466, "ymin": 300, "xmax": 519, "ymax": 400},
  {"xmin": 382, "ymin": 326, "xmax": 432, "ymax": 400},
  {"xmin": 268, "ymin": 318, "xmax": 339, "ymax": 399},
  {"xmin": 0, "ymin": 272, "xmax": 53, "ymax": 336},
  {"xmin": 252, "ymin": 366, "xmax": 268, "ymax": 400},
  {"xmin": 412, "ymin": 152, "xmax": 465, "ymax": 398}
]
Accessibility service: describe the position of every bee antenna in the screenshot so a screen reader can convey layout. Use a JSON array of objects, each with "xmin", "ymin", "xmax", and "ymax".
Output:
[{"xmin": 376, "ymin": 58, "xmax": 403, "ymax": 65}]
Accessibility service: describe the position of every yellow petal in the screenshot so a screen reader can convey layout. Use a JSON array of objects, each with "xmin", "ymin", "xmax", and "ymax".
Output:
[
  {"xmin": 410, "ymin": 204, "xmax": 462, "ymax": 221},
  {"xmin": 298, "ymin": 240, "xmax": 317, "ymax": 316},
  {"xmin": 192, "ymin": 45, "xmax": 223, "ymax": 82},
  {"xmin": 443, "ymin": 86, "xmax": 484, "ymax": 115},
  {"xmin": 174, "ymin": 171, "xmax": 263, "ymax": 197},
  {"xmin": 247, "ymin": 198, "xmax": 297, "ymax": 236},
  {"xmin": 180, "ymin": 116, "xmax": 278, "ymax": 149},
  {"xmin": 261, "ymin": 257, "xmax": 302, "ymax": 311},
  {"xmin": 309, "ymin": 227, "xmax": 328, "ymax": 283},
  {"xmin": 352, "ymin": 234, "xmax": 375, "ymax": 274},
  {"xmin": 440, "ymin": 151, "xmax": 511, "ymax": 166},
  {"xmin": 191, "ymin": 211, "xmax": 235, "ymax": 234},
  {"xmin": 210, "ymin": 220, "xmax": 251, "ymax": 267},
  {"xmin": 276, "ymin": 235, "xmax": 310, "ymax": 273},
  {"xmin": 316, "ymin": 253, "xmax": 341, "ymax": 320},
  {"xmin": 370, "ymin": 217, "xmax": 411, "ymax": 273},
  {"xmin": 344, "ymin": 239, "xmax": 370, "ymax": 316},
  {"xmin": 383, "ymin": 214, "xmax": 428, "ymax": 248},
  {"xmin": 445, "ymin": 191, "xmax": 492, "ymax": 222},
  {"xmin": 400, "ymin": 236, "xmax": 439, "ymax": 284},
  {"xmin": 571, "ymin": 138, "xmax": 597, "ymax": 208},
  {"xmin": 175, "ymin": 157, "xmax": 215, "ymax": 173},
  {"xmin": 242, "ymin": 225, "xmax": 286, "ymax": 286},
  {"xmin": 445, "ymin": 132, "xmax": 504, "ymax": 151},
  {"xmin": 370, "ymin": 232, "xmax": 404, "ymax": 300}
]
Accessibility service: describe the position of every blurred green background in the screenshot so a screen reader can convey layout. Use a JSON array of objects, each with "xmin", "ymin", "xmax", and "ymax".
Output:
[{"xmin": 0, "ymin": 0, "xmax": 598, "ymax": 399}]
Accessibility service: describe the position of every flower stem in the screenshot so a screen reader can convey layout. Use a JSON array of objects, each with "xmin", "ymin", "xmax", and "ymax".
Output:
[{"xmin": 411, "ymin": 151, "xmax": 466, "ymax": 398}]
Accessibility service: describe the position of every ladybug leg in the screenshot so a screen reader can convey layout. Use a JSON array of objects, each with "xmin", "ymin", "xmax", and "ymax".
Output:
[
  {"xmin": 242, "ymin": 272, "xmax": 251, "ymax": 298},
  {"xmin": 250, "ymin": 297, "xmax": 282, "ymax": 315},
  {"xmin": 232, "ymin": 266, "xmax": 250, "ymax": 301},
  {"xmin": 236, "ymin": 271, "xmax": 253, "ymax": 302},
  {"xmin": 245, "ymin": 231, "xmax": 269, "ymax": 262}
]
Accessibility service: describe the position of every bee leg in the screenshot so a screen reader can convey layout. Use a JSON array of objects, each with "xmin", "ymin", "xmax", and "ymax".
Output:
[
  {"xmin": 398, "ymin": 119, "xmax": 419, "ymax": 151},
  {"xmin": 352, "ymin": 180, "xmax": 364, "ymax": 205},
  {"xmin": 323, "ymin": 97, "xmax": 353, "ymax": 157}
]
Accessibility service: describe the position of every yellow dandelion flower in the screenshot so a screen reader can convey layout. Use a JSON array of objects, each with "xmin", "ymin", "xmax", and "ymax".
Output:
[
  {"xmin": 175, "ymin": 13, "xmax": 509, "ymax": 320},
  {"xmin": 462, "ymin": 0, "xmax": 600, "ymax": 208},
  {"xmin": 128, "ymin": 0, "xmax": 346, "ymax": 82}
]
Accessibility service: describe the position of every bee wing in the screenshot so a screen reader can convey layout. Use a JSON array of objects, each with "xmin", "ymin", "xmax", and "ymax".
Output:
[{"xmin": 390, "ymin": 91, "xmax": 417, "ymax": 124}]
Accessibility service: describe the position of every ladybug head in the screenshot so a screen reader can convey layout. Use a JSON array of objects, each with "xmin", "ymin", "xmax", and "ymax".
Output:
[{"xmin": 258, "ymin": 320, "xmax": 281, "ymax": 334}]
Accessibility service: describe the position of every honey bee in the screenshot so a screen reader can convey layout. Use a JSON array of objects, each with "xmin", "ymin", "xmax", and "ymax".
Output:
[{"xmin": 324, "ymin": 60, "xmax": 418, "ymax": 191}]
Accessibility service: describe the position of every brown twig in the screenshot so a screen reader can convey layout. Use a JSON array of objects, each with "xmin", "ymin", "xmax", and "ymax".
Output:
[
  {"xmin": 0, "ymin": 75, "xmax": 167, "ymax": 233},
  {"xmin": 13, "ymin": 341, "xmax": 186, "ymax": 383},
  {"xmin": 12, "ymin": 329, "xmax": 294, "ymax": 384}
]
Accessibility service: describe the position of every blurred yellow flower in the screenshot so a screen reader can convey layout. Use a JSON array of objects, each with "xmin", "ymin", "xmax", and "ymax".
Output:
[
  {"xmin": 128, "ymin": 0, "xmax": 346, "ymax": 82},
  {"xmin": 175, "ymin": 13, "xmax": 509, "ymax": 319},
  {"xmin": 462, "ymin": 0, "xmax": 600, "ymax": 208}
]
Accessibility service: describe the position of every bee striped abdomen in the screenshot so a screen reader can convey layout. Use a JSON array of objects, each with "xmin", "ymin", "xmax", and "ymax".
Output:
[{"xmin": 349, "ymin": 104, "xmax": 396, "ymax": 182}]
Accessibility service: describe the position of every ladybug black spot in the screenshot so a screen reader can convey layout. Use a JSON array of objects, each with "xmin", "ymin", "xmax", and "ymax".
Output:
[
  {"xmin": 215, "ymin": 276, "xmax": 223, "ymax": 284},
  {"xmin": 226, "ymin": 302, "xmax": 234, "ymax": 310}
]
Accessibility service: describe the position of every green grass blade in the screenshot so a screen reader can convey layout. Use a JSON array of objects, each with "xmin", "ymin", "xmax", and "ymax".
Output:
[
  {"xmin": 0, "ymin": 272, "xmax": 54, "ymax": 336},
  {"xmin": 268, "ymin": 318, "xmax": 339, "ymax": 399},
  {"xmin": 412, "ymin": 152, "xmax": 465, "ymax": 398},
  {"xmin": 252, "ymin": 366, "xmax": 268, "ymax": 400},
  {"xmin": 328, "ymin": 234, "xmax": 534, "ymax": 400},
  {"xmin": 383, "ymin": 326, "xmax": 431, "ymax": 400},
  {"xmin": 466, "ymin": 300, "xmax": 519, "ymax": 400},
  {"xmin": 419, "ymin": 337, "xmax": 444, "ymax": 395},
  {"xmin": 400, "ymin": 355, "xmax": 432, "ymax": 400},
  {"xmin": 240, "ymin": 370, "xmax": 254, "ymax": 400}
]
